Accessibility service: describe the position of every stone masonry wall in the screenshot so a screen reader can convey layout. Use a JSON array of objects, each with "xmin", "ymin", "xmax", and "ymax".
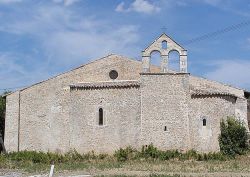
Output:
[
  {"xmin": 4, "ymin": 91, "xmax": 20, "ymax": 152},
  {"xmin": 140, "ymin": 73, "xmax": 191, "ymax": 151},
  {"xmin": 69, "ymin": 86, "xmax": 141, "ymax": 154},
  {"xmin": 235, "ymin": 98, "xmax": 249, "ymax": 130},
  {"xmin": 248, "ymin": 100, "xmax": 250, "ymax": 128},
  {"xmin": 5, "ymin": 55, "xmax": 158, "ymax": 153},
  {"xmin": 4, "ymin": 54, "xmax": 249, "ymax": 154},
  {"xmin": 189, "ymin": 95, "xmax": 236, "ymax": 152}
]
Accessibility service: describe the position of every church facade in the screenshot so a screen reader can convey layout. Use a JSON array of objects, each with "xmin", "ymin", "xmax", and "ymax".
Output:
[{"xmin": 4, "ymin": 34, "xmax": 250, "ymax": 153}]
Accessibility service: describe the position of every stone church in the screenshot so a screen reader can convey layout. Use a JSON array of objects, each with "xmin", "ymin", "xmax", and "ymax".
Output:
[{"xmin": 4, "ymin": 33, "xmax": 250, "ymax": 154}]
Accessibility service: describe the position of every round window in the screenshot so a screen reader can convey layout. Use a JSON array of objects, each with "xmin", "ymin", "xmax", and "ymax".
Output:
[{"xmin": 109, "ymin": 70, "xmax": 118, "ymax": 80}]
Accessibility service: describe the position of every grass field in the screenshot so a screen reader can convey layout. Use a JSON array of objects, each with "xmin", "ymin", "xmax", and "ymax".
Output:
[{"xmin": 1, "ymin": 150, "xmax": 250, "ymax": 176}]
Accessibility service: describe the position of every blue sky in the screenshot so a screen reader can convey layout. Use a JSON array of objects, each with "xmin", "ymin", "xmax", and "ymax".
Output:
[{"xmin": 0, "ymin": 0, "xmax": 250, "ymax": 92}]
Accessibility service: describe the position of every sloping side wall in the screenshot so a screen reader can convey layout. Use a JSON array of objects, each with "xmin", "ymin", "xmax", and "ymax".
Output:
[{"xmin": 190, "ymin": 76, "xmax": 244, "ymax": 98}]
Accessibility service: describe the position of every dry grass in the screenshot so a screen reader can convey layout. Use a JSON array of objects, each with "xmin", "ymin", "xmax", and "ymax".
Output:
[{"xmin": 1, "ymin": 151, "xmax": 250, "ymax": 176}]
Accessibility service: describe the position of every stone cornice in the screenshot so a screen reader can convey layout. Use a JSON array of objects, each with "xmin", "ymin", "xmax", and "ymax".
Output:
[
  {"xmin": 191, "ymin": 89, "xmax": 237, "ymax": 98},
  {"xmin": 70, "ymin": 80, "xmax": 140, "ymax": 90},
  {"xmin": 140, "ymin": 73, "xmax": 190, "ymax": 75}
]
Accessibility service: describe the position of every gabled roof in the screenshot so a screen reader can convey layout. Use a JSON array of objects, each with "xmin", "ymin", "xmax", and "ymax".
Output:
[
  {"xmin": 4, "ymin": 52, "xmax": 246, "ymax": 99},
  {"xmin": 142, "ymin": 33, "xmax": 186, "ymax": 52},
  {"xmin": 6, "ymin": 54, "xmax": 142, "ymax": 96}
]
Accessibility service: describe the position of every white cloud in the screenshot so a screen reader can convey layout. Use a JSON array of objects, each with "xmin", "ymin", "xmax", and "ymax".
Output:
[
  {"xmin": 0, "ymin": 5, "xmax": 70, "ymax": 34},
  {"xmin": 0, "ymin": 4, "xmax": 140, "ymax": 65},
  {"xmin": 44, "ymin": 25, "xmax": 140, "ymax": 65},
  {"xmin": 0, "ymin": 1, "xmax": 141, "ymax": 90},
  {"xmin": 204, "ymin": 60, "xmax": 250, "ymax": 90},
  {"xmin": 0, "ymin": 53, "xmax": 51, "ymax": 91},
  {"xmin": 115, "ymin": 0, "xmax": 160, "ymax": 14},
  {"xmin": 52, "ymin": 0, "xmax": 81, "ymax": 6},
  {"xmin": 0, "ymin": 0, "xmax": 22, "ymax": 4},
  {"xmin": 115, "ymin": 2, "xmax": 125, "ymax": 12},
  {"xmin": 196, "ymin": 0, "xmax": 250, "ymax": 17}
]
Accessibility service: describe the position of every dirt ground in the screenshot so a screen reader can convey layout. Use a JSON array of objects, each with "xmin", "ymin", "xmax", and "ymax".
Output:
[{"xmin": 1, "ymin": 169, "xmax": 250, "ymax": 177}]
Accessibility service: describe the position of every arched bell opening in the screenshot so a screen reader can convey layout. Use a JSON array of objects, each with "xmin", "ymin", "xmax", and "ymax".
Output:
[
  {"xmin": 150, "ymin": 50, "xmax": 162, "ymax": 67},
  {"xmin": 168, "ymin": 50, "xmax": 180, "ymax": 72}
]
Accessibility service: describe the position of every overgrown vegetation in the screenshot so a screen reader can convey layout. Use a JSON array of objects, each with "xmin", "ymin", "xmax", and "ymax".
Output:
[
  {"xmin": 3, "ymin": 150, "xmax": 109, "ymax": 164},
  {"xmin": 114, "ymin": 144, "xmax": 227, "ymax": 162},
  {"xmin": 0, "ymin": 145, "xmax": 227, "ymax": 169},
  {"xmin": 0, "ymin": 147, "xmax": 250, "ymax": 174},
  {"xmin": 219, "ymin": 117, "xmax": 249, "ymax": 156}
]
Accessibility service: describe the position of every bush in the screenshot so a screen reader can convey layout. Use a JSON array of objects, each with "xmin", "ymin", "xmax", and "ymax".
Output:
[
  {"xmin": 8, "ymin": 151, "xmax": 50, "ymax": 163},
  {"xmin": 114, "ymin": 144, "xmax": 226, "ymax": 162},
  {"xmin": 114, "ymin": 146, "xmax": 138, "ymax": 162},
  {"xmin": 141, "ymin": 144, "xmax": 160, "ymax": 159},
  {"xmin": 0, "ymin": 145, "xmax": 229, "ymax": 165},
  {"xmin": 219, "ymin": 117, "xmax": 249, "ymax": 156},
  {"xmin": 159, "ymin": 150, "xmax": 180, "ymax": 160}
]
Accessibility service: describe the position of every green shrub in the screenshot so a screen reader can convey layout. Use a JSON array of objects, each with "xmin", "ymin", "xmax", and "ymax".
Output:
[
  {"xmin": 158, "ymin": 150, "xmax": 180, "ymax": 160},
  {"xmin": 114, "ymin": 144, "xmax": 227, "ymax": 162},
  {"xmin": 98, "ymin": 153, "xmax": 108, "ymax": 160},
  {"xmin": 219, "ymin": 117, "xmax": 249, "ymax": 156},
  {"xmin": 179, "ymin": 149, "xmax": 198, "ymax": 160},
  {"xmin": 141, "ymin": 144, "xmax": 160, "ymax": 159},
  {"xmin": 0, "ymin": 145, "xmax": 229, "ymax": 165},
  {"xmin": 114, "ymin": 146, "xmax": 137, "ymax": 162},
  {"xmin": 7, "ymin": 151, "xmax": 50, "ymax": 163},
  {"xmin": 64, "ymin": 150, "xmax": 84, "ymax": 162}
]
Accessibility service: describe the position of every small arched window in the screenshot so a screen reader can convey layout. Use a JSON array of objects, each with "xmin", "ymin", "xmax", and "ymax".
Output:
[
  {"xmin": 203, "ymin": 118, "xmax": 206, "ymax": 126},
  {"xmin": 162, "ymin": 41, "xmax": 167, "ymax": 49},
  {"xmin": 99, "ymin": 108, "xmax": 104, "ymax": 126}
]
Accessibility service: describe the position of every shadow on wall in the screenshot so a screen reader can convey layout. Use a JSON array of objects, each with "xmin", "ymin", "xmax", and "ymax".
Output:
[
  {"xmin": 0, "ymin": 94, "xmax": 6, "ymax": 153},
  {"xmin": 248, "ymin": 99, "xmax": 250, "ymax": 128}
]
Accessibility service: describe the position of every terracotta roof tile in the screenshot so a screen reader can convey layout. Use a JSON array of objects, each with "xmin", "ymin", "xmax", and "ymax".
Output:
[{"xmin": 70, "ymin": 80, "xmax": 140, "ymax": 89}]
